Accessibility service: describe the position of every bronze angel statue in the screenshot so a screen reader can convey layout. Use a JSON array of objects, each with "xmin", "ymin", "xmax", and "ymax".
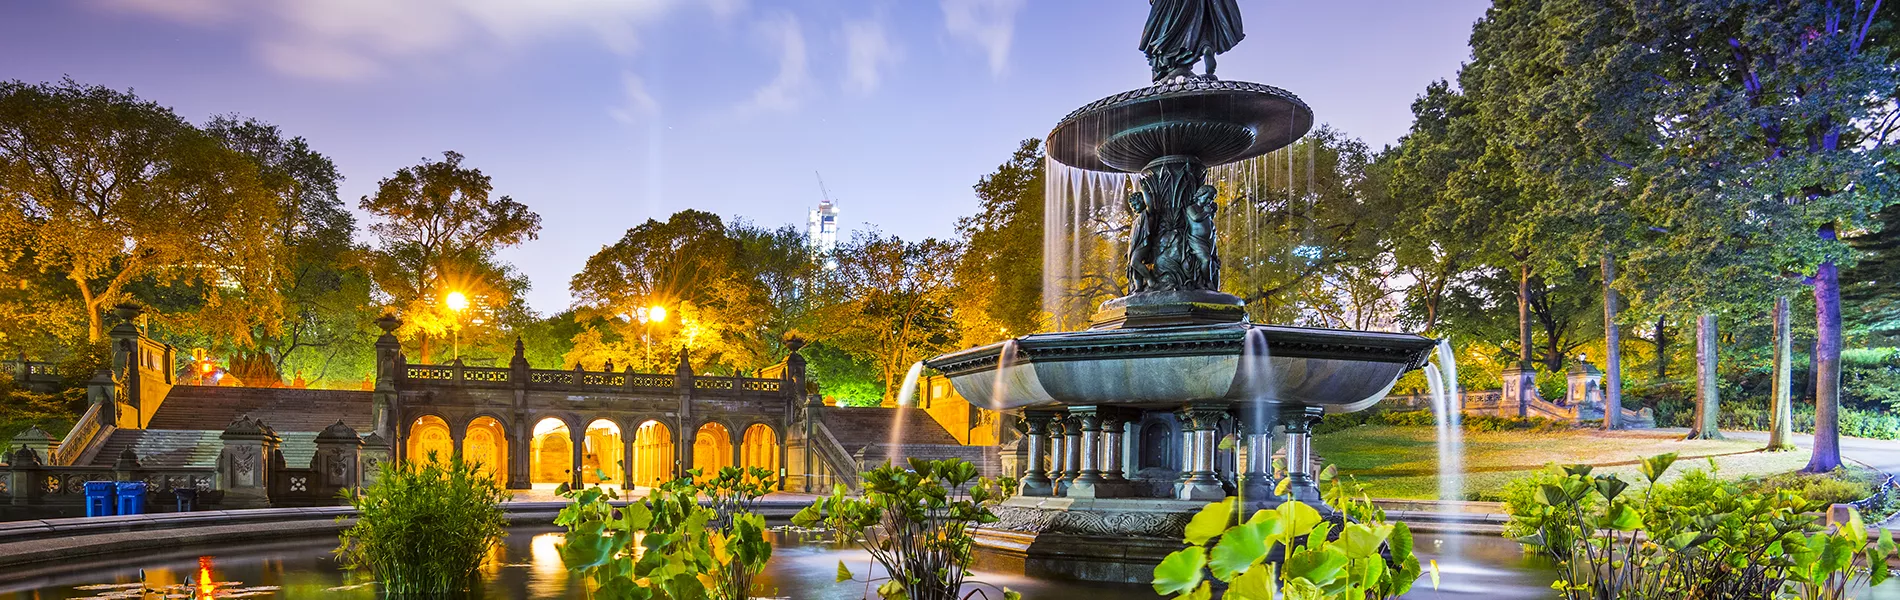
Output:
[{"xmin": 1141, "ymin": 0, "xmax": 1245, "ymax": 82}]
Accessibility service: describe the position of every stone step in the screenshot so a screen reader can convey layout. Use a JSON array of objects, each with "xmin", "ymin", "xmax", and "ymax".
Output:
[{"xmin": 148, "ymin": 386, "xmax": 372, "ymax": 432}]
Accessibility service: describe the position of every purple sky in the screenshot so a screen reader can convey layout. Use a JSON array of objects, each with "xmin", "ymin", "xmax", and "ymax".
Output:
[{"xmin": 1, "ymin": 0, "xmax": 1489, "ymax": 314}]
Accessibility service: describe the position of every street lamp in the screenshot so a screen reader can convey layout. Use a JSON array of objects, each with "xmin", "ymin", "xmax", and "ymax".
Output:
[{"xmin": 445, "ymin": 291, "xmax": 468, "ymax": 360}]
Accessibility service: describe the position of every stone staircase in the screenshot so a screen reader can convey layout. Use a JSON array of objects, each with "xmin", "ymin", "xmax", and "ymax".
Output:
[
  {"xmin": 815, "ymin": 407, "xmax": 1001, "ymax": 477},
  {"xmin": 146, "ymin": 386, "xmax": 374, "ymax": 432},
  {"xmin": 88, "ymin": 429, "xmax": 324, "ymax": 469}
]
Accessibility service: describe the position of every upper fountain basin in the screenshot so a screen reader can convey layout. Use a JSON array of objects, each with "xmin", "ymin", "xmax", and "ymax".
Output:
[
  {"xmin": 924, "ymin": 322, "xmax": 1437, "ymax": 412},
  {"xmin": 1048, "ymin": 79, "xmax": 1314, "ymax": 173}
]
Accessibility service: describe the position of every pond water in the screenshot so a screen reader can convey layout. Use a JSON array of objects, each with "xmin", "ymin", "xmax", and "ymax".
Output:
[{"xmin": 1, "ymin": 527, "xmax": 1894, "ymax": 599}]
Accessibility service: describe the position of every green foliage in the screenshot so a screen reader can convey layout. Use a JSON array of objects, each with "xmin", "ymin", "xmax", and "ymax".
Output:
[
  {"xmin": 791, "ymin": 458, "xmax": 1017, "ymax": 600},
  {"xmin": 554, "ymin": 466, "xmax": 775, "ymax": 600},
  {"xmin": 1506, "ymin": 453, "xmax": 1895, "ymax": 599},
  {"xmin": 952, "ymin": 138, "xmax": 1044, "ymax": 345},
  {"xmin": 802, "ymin": 341, "xmax": 884, "ymax": 406},
  {"xmin": 1737, "ymin": 470, "xmax": 1880, "ymax": 510},
  {"xmin": 1150, "ymin": 473, "xmax": 1420, "ymax": 600},
  {"xmin": 336, "ymin": 453, "xmax": 509, "ymax": 596}
]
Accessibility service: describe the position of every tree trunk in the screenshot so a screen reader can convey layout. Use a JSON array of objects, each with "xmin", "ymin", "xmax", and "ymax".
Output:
[
  {"xmin": 1804, "ymin": 260, "xmax": 1844, "ymax": 472},
  {"xmin": 1517, "ymin": 263, "xmax": 1532, "ymax": 368},
  {"xmin": 1687, "ymin": 312, "xmax": 1722, "ymax": 440},
  {"xmin": 1802, "ymin": 337, "xmax": 1818, "ymax": 402},
  {"xmin": 1602, "ymin": 255, "xmax": 1623, "ymax": 430},
  {"xmin": 1768, "ymin": 296, "xmax": 1795, "ymax": 451},
  {"xmin": 1654, "ymin": 317, "xmax": 1670, "ymax": 380},
  {"xmin": 73, "ymin": 270, "xmax": 103, "ymax": 342}
]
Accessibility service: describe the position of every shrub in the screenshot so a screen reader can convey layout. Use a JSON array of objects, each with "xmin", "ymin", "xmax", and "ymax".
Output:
[
  {"xmin": 1507, "ymin": 454, "xmax": 1898, "ymax": 600},
  {"xmin": 1737, "ymin": 469, "xmax": 1879, "ymax": 507},
  {"xmin": 336, "ymin": 453, "xmax": 509, "ymax": 596},
  {"xmin": 792, "ymin": 458, "xmax": 1016, "ymax": 600},
  {"xmin": 555, "ymin": 466, "xmax": 774, "ymax": 600},
  {"xmin": 1315, "ymin": 409, "xmax": 1571, "ymax": 435}
]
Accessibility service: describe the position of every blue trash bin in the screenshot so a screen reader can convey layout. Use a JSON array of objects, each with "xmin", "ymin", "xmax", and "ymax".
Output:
[
  {"xmin": 174, "ymin": 488, "xmax": 198, "ymax": 513},
  {"xmin": 83, "ymin": 481, "xmax": 117, "ymax": 517},
  {"xmin": 115, "ymin": 482, "xmax": 148, "ymax": 515}
]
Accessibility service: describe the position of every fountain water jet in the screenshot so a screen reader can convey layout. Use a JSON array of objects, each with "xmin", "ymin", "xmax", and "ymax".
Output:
[{"xmin": 890, "ymin": 361, "xmax": 928, "ymax": 467}]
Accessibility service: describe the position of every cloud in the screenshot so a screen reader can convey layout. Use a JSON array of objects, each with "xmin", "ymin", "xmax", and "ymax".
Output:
[
  {"xmin": 608, "ymin": 70, "xmax": 660, "ymax": 123},
  {"xmin": 738, "ymin": 13, "xmax": 813, "ymax": 114},
  {"xmin": 940, "ymin": 0, "xmax": 1025, "ymax": 76},
  {"xmin": 91, "ymin": 0, "xmax": 713, "ymax": 81},
  {"xmin": 841, "ymin": 17, "xmax": 902, "ymax": 95}
]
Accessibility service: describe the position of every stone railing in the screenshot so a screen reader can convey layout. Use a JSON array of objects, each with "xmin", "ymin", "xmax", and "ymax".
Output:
[
  {"xmin": 808, "ymin": 420, "xmax": 861, "ymax": 493},
  {"xmin": 398, "ymin": 360, "xmax": 787, "ymax": 398},
  {"xmin": 50, "ymin": 403, "xmax": 109, "ymax": 467},
  {"xmin": 0, "ymin": 463, "xmax": 216, "ymax": 506}
]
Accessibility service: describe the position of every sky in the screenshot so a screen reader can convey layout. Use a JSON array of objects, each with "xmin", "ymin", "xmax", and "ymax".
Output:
[{"xmin": 0, "ymin": 0, "xmax": 1490, "ymax": 315}]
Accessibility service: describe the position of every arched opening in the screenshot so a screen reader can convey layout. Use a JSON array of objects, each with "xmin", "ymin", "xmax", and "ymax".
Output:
[
  {"xmin": 581, "ymin": 419, "xmax": 624, "ymax": 488},
  {"xmin": 692, "ymin": 422, "xmax": 732, "ymax": 481},
  {"xmin": 740, "ymin": 424, "xmax": 779, "ymax": 477},
  {"xmin": 1139, "ymin": 421, "xmax": 1176, "ymax": 471},
  {"xmin": 530, "ymin": 418, "xmax": 574, "ymax": 486},
  {"xmin": 407, "ymin": 415, "xmax": 453, "ymax": 466},
  {"xmin": 631, "ymin": 420, "xmax": 674, "ymax": 488},
  {"xmin": 463, "ymin": 416, "xmax": 508, "ymax": 486}
]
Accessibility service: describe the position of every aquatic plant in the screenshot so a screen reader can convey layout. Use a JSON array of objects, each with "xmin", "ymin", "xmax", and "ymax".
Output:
[
  {"xmin": 554, "ymin": 466, "xmax": 775, "ymax": 600},
  {"xmin": 791, "ymin": 458, "xmax": 1019, "ymax": 600},
  {"xmin": 1510, "ymin": 453, "xmax": 1897, "ymax": 599},
  {"xmin": 335, "ymin": 453, "xmax": 509, "ymax": 596},
  {"xmin": 1151, "ymin": 470, "xmax": 1422, "ymax": 600}
]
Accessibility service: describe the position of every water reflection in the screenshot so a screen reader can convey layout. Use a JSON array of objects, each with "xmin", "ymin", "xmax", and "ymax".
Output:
[{"xmin": 2, "ymin": 528, "xmax": 1896, "ymax": 599}]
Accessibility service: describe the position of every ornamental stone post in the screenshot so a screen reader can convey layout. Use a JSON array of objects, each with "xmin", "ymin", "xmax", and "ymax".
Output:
[
  {"xmin": 359, "ymin": 432, "xmax": 392, "ymax": 488},
  {"xmin": 372, "ymin": 314, "xmax": 402, "ymax": 442},
  {"xmin": 6, "ymin": 444, "xmax": 44, "ymax": 506},
  {"xmin": 1018, "ymin": 410, "xmax": 1057, "ymax": 497},
  {"xmin": 312, "ymin": 421, "xmax": 365, "ymax": 498},
  {"xmin": 1176, "ymin": 403, "xmax": 1226, "ymax": 501},
  {"xmin": 218, "ymin": 417, "xmax": 281, "ymax": 509},
  {"xmin": 113, "ymin": 447, "xmax": 143, "ymax": 482},
  {"xmin": 1061, "ymin": 414, "xmax": 1083, "ymax": 494},
  {"xmin": 8, "ymin": 427, "xmax": 52, "ymax": 463}
]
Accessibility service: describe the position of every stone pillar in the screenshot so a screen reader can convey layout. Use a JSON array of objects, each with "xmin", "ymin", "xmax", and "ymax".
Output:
[
  {"xmin": 7, "ymin": 427, "xmax": 53, "ymax": 463},
  {"xmin": 218, "ymin": 417, "xmax": 281, "ymax": 509},
  {"xmin": 1047, "ymin": 417, "xmax": 1068, "ymax": 494},
  {"xmin": 506, "ymin": 421, "xmax": 531, "ymax": 490},
  {"xmin": 1066, "ymin": 407, "xmax": 1112, "ymax": 498},
  {"xmin": 107, "ymin": 304, "xmax": 143, "ymax": 429},
  {"xmin": 1019, "ymin": 411, "xmax": 1056, "ymax": 497},
  {"xmin": 1567, "ymin": 356, "xmax": 1605, "ymax": 420},
  {"xmin": 372, "ymin": 315, "xmax": 402, "ymax": 442},
  {"xmin": 1501, "ymin": 362, "xmax": 1538, "ymax": 418},
  {"xmin": 360, "ymin": 433, "xmax": 391, "ymax": 487},
  {"xmin": 622, "ymin": 434, "xmax": 637, "ymax": 490},
  {"xmin": 1177, "ymin": 404, "xmax": 1225, "ymax": 501},
  {"xmin": 1101, "ymin": 409, "xmax": 1128, "ymax": 483},
  {"xmin": 1236, "ymin": 403, "xmax": 1279, "ymax": 504},
  {"xmin": 568, "ymin": 424, "xmax": 586, "ymax": 490},
  {"xmin": 1280, "ymin": 406, "xmax": 1324, "ymax": 504},
  {"xmin": 312, "ymin": 421, "xmax": 364, "ymax": 498}
]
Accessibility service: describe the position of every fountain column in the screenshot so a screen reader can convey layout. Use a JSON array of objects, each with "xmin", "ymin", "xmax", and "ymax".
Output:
[
  {"xmin": 1066, "ymin": 406, "xmax": 1112, "ymax": 498},
  {"xmin": 1049, "ymin": 415, "xmax": 1070, "ymax": 495},
  {"xmin": 1177, "ymin": 403, "xmax": 1226, "ymax": 501},
  {"xmin": 1101, "ymin": 409, "xmax": 1129, "ymax": 483},
  {"xmin": 1236, "ymin": 403, "xmax": 1280, "ymax": 505},
  {"xmin": 1019, "ymin": 410, "xmax": 1057, "ymax": 497},
  {"xmin": 1281, "ymin": 406, "xmax": 1325, "ymax": 504},
  {"xmin": 1060, "ymin": 413, "xmax": 1084, "ymax": 495}
]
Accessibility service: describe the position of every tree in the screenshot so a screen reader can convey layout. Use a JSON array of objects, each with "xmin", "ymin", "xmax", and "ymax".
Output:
[
  {"xmin": 813, "ymin": 231, "xmax": 960, "ymax": 405},
  {"xmin": 0, "ymin": 79, "xmax": 284, "ymax": 344},
  {"xmin": 1384, "ymin": 82, "xmax": 1505, "ymax": 335},
  {"xmin": 361, "ymin": 151, "xmax": 540, "ymax": 363},
  {"xmin": 953, "ymin": 138, "xmax": 1044, "ymax": 344}
]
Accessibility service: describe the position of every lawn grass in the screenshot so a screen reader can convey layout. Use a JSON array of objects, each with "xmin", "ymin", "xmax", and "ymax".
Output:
[{"xmin": 1313, "ymin": 425, "xmax": 1821, "ymax": 500}]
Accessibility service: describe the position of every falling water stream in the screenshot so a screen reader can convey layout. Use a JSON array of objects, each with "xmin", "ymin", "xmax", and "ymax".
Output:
[
  {"xmin": 1237, "ymin": 328, "xmax": 1278, "ymax": 511},
  {"xmin": 891, "ymin": 361, "xmax": 927, "ymax": 467},
  {"xmin": 1423, "ymin": 338, "xmax": 1465, "ymax": 560}
]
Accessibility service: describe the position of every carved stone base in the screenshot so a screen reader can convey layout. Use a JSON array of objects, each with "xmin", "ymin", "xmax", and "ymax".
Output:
[
  {"xmin": 975, "ymin": 496, "xmax": 1203, "ymax": 583},
  {"xmin": 1090, "ymin": 290, "xmax": 1247, "ymax": 330}
]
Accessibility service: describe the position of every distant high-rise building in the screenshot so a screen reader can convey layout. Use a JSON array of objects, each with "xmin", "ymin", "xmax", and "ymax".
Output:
[{"xmin": 808, "ymin": 198, "xmax": 839, "ymax": 255}]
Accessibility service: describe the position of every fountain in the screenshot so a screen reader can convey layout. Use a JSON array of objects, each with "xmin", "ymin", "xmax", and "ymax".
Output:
[{"xmin": 924, "ymin": 0, "xmax": 1439, "ymax": 583}]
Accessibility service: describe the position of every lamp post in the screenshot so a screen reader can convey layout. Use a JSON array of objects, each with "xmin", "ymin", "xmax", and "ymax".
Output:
[
  {"xmin": 622, "ymin": 304, "xmax": 668, "ymax": 368},
  {"xmin": 445, "ymin": 291, "xmax": 469, "ymax": 360}
]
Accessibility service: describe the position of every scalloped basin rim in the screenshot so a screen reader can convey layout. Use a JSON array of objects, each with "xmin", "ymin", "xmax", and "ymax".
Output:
[{"xmin": 923, "ymin": 323, "xmax": 1437, "ymax": 412}]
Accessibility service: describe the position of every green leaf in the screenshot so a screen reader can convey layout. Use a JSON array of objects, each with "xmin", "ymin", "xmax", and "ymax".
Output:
[
  {"xmin": 1182, "ymin": 581, "xmax": 1213, "ymax": 600},
  {"xmin": 1337, "ymin": 523, "xmax": 1390, "ymax": 558},
  {"xmin": 1640, "ymin": 453, "xmax": 1678, "ymax": 483},
  {"xmin": 1209, "ymin": 521, "xmax": 1270, "ymax": 579},
  {"xmin": 836, "ymin": 560, "xmax": 853, "ymax": 582},
  {"xmin": 1278, "ymin": 500, "xmax": 1323, "ymax": 538},
  {"xmin": 1604, "ymin": 503, "xmax": 1642, "ymax": 531},
  {"xmin": 1184, "ymin": 498, "xmax": 1236, "ymax": 545},
  {"xmin": 1283, "ymin": 577, "xmax": 1324, "ymax": 600},
  {"xmin": 1594, "ymin": 477, "xmax": 1628, "ymax": 502},
  {"xmin": 1227, "ymin": 563, "xmax": 1277, "ymax": 600},
  {"xmin": 1003, "ymin": 590, "xmax": 1021, "ymax": 600},
  {"xmin": 1152, "ymin": 547, "xmax": 1208, "ymax": 596},
  {"xmin": 1562, "ymin": 464, "xmax": 1593, "ymax": 477},
  {"xmin": 1388, "ymin": 522, "xmax": 1414, "ymax": 560},
  {"xmin": 1283, "ymin": 546, "xmax": 1350, "ymax": 584}
]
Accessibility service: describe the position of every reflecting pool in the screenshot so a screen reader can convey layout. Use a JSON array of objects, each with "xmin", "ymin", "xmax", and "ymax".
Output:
[{"xmin": 1, "ymin": 527, "xmax": 1893, "ymax": 599}]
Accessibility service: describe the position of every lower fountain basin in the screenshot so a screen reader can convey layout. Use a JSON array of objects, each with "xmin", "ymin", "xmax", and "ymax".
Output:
[{"xmin": 925, "ymin": 322, "xmax": 1437, "ymax": 412}]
